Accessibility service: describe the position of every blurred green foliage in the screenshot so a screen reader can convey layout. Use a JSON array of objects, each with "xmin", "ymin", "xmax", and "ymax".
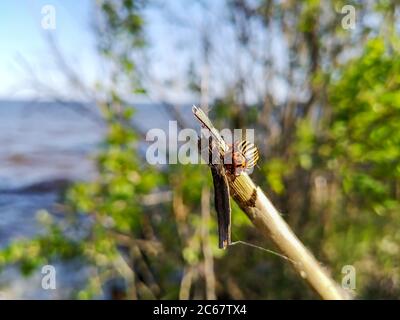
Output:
[{"xmin": 321, "ymin": 37, "xmax": 400, "ymax": 297}]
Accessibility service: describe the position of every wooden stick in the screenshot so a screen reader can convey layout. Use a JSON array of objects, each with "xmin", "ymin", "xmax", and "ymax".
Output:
[{"xmin": 192, "ymin": 106, "xmax": 351, "ymax": 300}]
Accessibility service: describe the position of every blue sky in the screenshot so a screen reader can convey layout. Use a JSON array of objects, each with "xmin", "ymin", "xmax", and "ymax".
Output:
[
  {"xmin": 0, "ymin": 0, "xmax": 97, "ymax": 99},
  {"xmin": 0, "ymin": 0, "xmax": 200, "ymax": 102},
  {"xmin": 0, "ymin": 1, "xmax": 224, "ymax": 102},
  {"xmin": 0, "ymin": 0, "xmax": 287, "ymax": 103}
]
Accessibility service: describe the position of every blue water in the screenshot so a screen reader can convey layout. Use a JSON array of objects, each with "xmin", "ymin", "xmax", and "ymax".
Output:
[
  {"xmin": 0, "ymin": 101, "xmax": 103, "ymax": 190},
  {"xmin": 0, "ymin": 100, "xmax": 194, "ymax": 299}
]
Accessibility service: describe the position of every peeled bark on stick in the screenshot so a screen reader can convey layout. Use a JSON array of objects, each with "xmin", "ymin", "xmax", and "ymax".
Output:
[{"xmin": 193, "ymin": 106, "xmax": 351, "ymax": 300}]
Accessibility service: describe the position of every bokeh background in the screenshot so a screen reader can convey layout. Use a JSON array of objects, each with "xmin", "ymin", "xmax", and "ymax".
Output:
[{"xmin": 0, "ymin": 0, "xmax": 399, "ymax": 299}]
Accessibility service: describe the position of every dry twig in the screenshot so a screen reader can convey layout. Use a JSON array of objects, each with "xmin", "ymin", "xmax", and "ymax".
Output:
[{"xmin": 193, "ymin": 106, "xmax": 351, "ymax": 300}]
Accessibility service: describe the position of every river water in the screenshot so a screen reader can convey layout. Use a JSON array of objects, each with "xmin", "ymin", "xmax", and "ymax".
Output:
[{"xmin": 0, "ymin": 100, "xmax": 193, "ymax": 299}]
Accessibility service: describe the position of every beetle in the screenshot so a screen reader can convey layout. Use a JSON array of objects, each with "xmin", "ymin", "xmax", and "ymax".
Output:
[
  {"xmin": 224, "ymin": 140, "xmax": 259, "ymax": 177},
  {"xmin": 193, "ymin": 106, "xmax": 259, "ymax": 249}
]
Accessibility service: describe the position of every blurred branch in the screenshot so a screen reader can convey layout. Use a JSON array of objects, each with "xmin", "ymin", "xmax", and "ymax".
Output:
[
  {"xmin": 179, "ymin": 266, "xmax": 194, "ymax": 300},
  {"xmin": 201, "ymin": 185, "xmax": 216, "ymax": 300},
  {"xmin": 14, "ymin": 46, "xmax": 103, "ymax": 125},
  {"xmin": 140, "ymin": 191, "xmax": 173, "ymax": 206}
]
